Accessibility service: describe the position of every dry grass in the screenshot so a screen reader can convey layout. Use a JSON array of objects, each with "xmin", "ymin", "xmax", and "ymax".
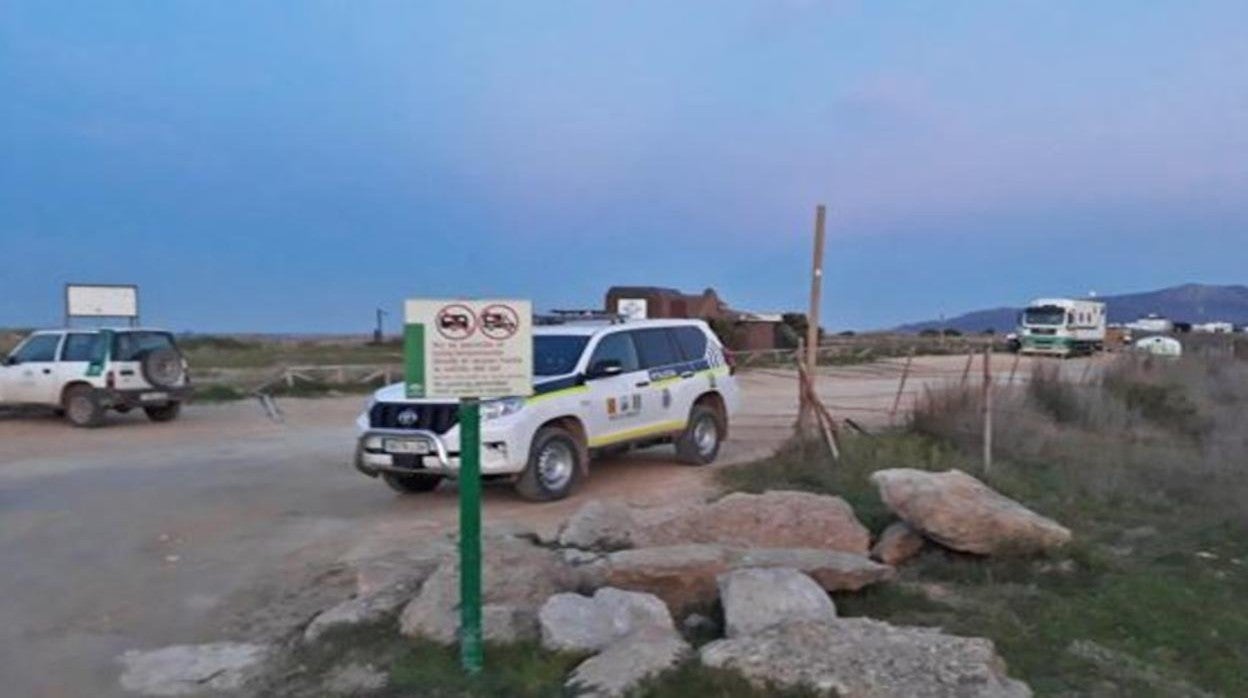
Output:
[{"xmin": 718, "ymin": 353, "xmax": 1248, "ymax": 696}]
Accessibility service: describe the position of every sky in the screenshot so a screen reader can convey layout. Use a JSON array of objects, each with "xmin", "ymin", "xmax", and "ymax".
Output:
[{"xmin": 2, "ymin": 1, "xmax": 1246, "ymax": 333}]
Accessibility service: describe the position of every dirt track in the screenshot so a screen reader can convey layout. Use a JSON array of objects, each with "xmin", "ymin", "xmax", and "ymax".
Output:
[{"xmin": 0, "ymin": 354, "xmax": 1093, "ymax": 697}]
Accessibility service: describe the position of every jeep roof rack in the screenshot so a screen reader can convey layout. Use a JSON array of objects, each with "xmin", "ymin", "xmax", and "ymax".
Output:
[{"xmin": 536, "ymin": 310, "xmax": 628, "ymax": 326}]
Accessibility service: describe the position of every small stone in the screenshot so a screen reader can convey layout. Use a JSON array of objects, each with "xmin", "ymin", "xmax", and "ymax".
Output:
[{"xmin": 871, "ymin": 521, "xmax": 926, "ymax": 566}]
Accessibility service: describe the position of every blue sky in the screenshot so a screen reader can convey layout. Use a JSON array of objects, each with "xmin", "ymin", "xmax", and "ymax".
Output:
[{"xmin": 2, "ymin": 1, "xmax": 1246, "ymax": 332}]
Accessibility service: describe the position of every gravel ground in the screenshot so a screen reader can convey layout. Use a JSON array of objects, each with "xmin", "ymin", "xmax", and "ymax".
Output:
[{"xmin": 0, "ymin": 354, "xmax": 1091, "ymax": 697}]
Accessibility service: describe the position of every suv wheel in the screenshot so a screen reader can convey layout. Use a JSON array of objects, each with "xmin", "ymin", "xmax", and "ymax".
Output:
[
  {"xmin": 383, "ymin": 472, "xmax": 443, "ymax": 494},
  {"xmin": 144, "ymin": 402, "xmax": 182, "ymax": 423},
  {"xmin": 676, "ymin": 404, "xmax": 723, "ymax": 465},
  {"xmin": 63, "ymin": 385, "xmax": 104, "ymax": 428},
  {"xmin": 516, "ymin": 426, "xmax": 582, "ymax": 501}
]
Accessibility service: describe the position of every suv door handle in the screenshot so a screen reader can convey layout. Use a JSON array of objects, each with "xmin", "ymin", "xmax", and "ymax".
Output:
[
  {"xmin": 120, "ymin": 369, "xmax": 135, "ymax": 376},
  {"xmin": 635, "ymin": 381, "xmax": 650, "ymax": 388},
  {"xmin": 42, "ymin": 368, "xmax": 51, "ymax": 375}
]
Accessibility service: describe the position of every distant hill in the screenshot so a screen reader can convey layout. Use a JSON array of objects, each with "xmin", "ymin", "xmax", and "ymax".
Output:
[{"xmin": 896, "ymin": 284, "xmax": 1248, "ymax": 333}]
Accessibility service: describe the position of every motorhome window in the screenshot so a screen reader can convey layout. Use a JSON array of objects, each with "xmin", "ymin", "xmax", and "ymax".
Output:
[{"xmin": 1024, "ymin": 307, "xmax": 1065, "ymax": 326}]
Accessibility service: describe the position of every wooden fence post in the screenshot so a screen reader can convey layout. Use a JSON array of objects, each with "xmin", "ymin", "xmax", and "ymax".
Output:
[
  {"xmin": 961, "ymin": 351, "xmax": 975, "ymax": 386},
  {"xmin": 890, "ymin": 347, "xmax": 915, "ymax": 422},
  {"xmin": 982, "ymin": 346, "xmax": 993, "ymax": 474}
]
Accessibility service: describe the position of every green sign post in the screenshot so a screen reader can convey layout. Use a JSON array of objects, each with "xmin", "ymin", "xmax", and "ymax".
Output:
[
  {"xmin": 458, "ymin": 398, "xmax": 483, "ymax": 673},
  {"xmin": 403, "ymin": 299, "xmax": 533, "ymax": 675}
]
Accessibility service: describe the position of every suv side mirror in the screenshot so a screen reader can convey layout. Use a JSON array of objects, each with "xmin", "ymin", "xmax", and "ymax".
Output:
[
  {"xmin": 586, "ymin": 359, "xmax": 623, "ymax": 380},
  {"xmin": 2, "ymin": 356, "xmax": 17, "ymax": 367}
]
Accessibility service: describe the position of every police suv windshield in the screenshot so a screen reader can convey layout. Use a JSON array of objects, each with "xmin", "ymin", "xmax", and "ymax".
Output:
[{"xmin": 534, "ymin": 335, "xmax": 590, "ymax": 377}]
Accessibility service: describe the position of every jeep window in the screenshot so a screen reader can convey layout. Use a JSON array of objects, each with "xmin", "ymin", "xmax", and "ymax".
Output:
[
  {"xmin": 631, "ymin": 328, "xmax": 682, "ymax": 369},
  {"xmin": 61, "ymin": 333, "xmax": 104, "ymax": 362},
  {"xmin": 533, "ymin": 335, "xmax": 589, "ymax": 377},
  {"xmin": 12, "ymin": 334, "xmax": 62, "ymax": 363},
  {"xmin": 112, "ymin": 332, "xmax": 177, "ymax": 362},
  {"xmin": 588, "ymin": 332, "xmax": 640, "ymax": 373},
  {"xmin": 672, "ymin": 326, "xmax": 708, "ymax": 361}
]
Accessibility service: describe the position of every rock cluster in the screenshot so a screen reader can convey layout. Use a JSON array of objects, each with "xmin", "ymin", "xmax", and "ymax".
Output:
[{"xmin": 118, "ymin": 476, "xmax": 1066, "ymax": 697}]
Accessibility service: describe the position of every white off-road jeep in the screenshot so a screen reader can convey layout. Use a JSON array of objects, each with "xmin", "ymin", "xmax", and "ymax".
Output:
[
  {"xmin": 0, "ymin": 328, "xmax": 191, "ymax": 427},
  {"xmin": 354, "ymin": 318, "xmax": 740, "ymax": 501}
]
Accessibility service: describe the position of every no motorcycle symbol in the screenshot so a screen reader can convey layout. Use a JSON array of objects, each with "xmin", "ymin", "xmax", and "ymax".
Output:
[{"xmin": 435, "ymin": 303, "xmax": 520, "ymax": 341}]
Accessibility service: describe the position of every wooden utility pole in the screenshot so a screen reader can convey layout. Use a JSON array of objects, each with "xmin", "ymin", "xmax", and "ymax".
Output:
[{"xmin": 801, "ymin": 205, "xmax": 827, "ymax": 426}]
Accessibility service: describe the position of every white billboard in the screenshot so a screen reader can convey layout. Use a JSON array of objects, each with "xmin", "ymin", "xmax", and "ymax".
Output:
[{"xmin": 66, "ymin": 284, "xmax": 139, "ymax": 319}]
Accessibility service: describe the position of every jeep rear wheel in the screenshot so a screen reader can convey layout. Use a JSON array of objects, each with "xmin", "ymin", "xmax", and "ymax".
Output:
[
  {"xmin": 64, "ymin": 385, "xmax": 104, "ymax": 428},
  {"xmin": 144, "ymin": 402, "xmax": 182, "ymax": 423},
  {"xmin": 516, "ymin": 426, "xmax": 582, "ymax": 501},
  {"xmin": 383, "ymin": 472, "xmax": 443, "ymax": 494},
  {"xmin": 676, "ymin": 405, "xmax": 722, "ymax": 465}
]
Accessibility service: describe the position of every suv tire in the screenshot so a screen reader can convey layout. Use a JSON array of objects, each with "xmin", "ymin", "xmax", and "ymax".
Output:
[
  {"xmin": 516, "ymin": 426, "xmax": 582, "ymax": 501},
  {"xmin": 63, "ymin": 385, "xmax": 104, "ymax": 428},
  {"xmin": 383, "ymin": 472, "xmax": 443, "ymax": 494},
  {"xmin": 676, "ymin": 404, "xmax": 723, "ymax": 465},
  {"xmin": 144, "ymin": 402, "xmax": 182, "ymax": 423}
]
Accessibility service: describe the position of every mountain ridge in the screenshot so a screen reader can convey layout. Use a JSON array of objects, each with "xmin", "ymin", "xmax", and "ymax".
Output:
[{"xmin": 896, "ymin": 283, "xmax": 1248, "ymax": 333}]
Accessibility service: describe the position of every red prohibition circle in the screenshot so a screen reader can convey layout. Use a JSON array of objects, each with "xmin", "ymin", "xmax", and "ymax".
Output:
[
  {"xmin": 479, "ymin": 304, "xmax": 520, "ymax": 340},
  {"xmin": 435, "ymin": 304, "xmax": 477, "ymax": 340}
]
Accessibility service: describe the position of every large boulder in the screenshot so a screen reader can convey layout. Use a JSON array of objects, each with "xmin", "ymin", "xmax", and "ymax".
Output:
[
  {"xmin": 602, "ymin": 545, "xmax": 892, "ymax": 614},
  {"xmin": 399, "ymin": 537, "xmax": 578, "ymax": 644},
  {"xmin": 871, "ymin": 521, "xmax": 926, "ymax": 566},
  {"xmin": 567, "ymin": 633, "xmax": 690, "ymax": 698},
  {"xmin": 718, "ymin": 568, "xmax": 836, "ymax": 638},
  {"xmin": 539, "ymin": 588, "xmax": 677, "ymax": 653},
  {"xmin": 349, "ymin": 541, "xmax": 453, "ymax": 597},
  {"xmin": 737, "ymin": 548, "xmax": 895, "ymax": 592},
  {"xmin": 559, "ymin": 500, "xmax": 638, "ymax": 551},
  {"xmin": 871, "ymin": 469, "xmax": 1071, "ymax": 555},
  {"xmin": 601, "ymin": 544, "xmax": 735, "ymax": 614},
  {"xmin": 118, "ymin": 643, "xmax": 270, "ymax": 696},
  {"xmin": 636, "ymin": 491, "xmax": 871, "ymax": 555},
  {"xmin": 304, "ymin": 585, "xmax": 412, "ymax": 643},
  {"xmin": 701, "ymin": 619, "xmax": 1031, "ymax": 698}
]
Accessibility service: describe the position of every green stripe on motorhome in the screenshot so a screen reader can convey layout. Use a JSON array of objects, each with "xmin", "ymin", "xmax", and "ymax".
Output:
[{"xmin": 404, "ymin": 323, "xmax": 426, "ymax": 398}]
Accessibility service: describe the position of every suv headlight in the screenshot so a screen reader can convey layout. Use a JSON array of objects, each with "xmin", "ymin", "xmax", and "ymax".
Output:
[{"xmin": 481, "ymin": 397, "xmax": 526, "ymax": 421}]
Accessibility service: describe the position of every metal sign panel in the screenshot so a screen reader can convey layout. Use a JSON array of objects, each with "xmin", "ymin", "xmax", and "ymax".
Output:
[
  {"xmin": 404, "ymin": 299, "xmax": 533, "ymax": 399},
  {"xmin": 66, "ymin": 284, "xmax": 139, "ymax": 318},
  {"xmin": 617, "ymin": 297, "xmax": 648, "ymax": 320}
]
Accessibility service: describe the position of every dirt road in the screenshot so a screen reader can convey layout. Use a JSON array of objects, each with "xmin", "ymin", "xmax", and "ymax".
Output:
[{"xmin": 0, "ymin": 354, "xmax": 1089, "ymax": 697}]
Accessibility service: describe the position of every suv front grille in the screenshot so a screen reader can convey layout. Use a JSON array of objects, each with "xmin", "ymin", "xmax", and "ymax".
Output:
[{"xmin": 369, "ymin": 402, "xmax": 459, "ymax": 434}]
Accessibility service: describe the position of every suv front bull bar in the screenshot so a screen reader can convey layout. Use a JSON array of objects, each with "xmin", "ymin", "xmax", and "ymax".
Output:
[{"xmin": 354, "ymin": 428, "xmax": 453, "ymax": 476}]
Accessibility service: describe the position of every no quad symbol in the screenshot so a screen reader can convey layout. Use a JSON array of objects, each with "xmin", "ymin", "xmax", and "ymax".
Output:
[
  {"xmin": 436, "ymin": 304, "xmax": 476, "ymax": 340},
  {"xmin": 479, "ymin": 304, "xmax": 520, "ymax": 340}
]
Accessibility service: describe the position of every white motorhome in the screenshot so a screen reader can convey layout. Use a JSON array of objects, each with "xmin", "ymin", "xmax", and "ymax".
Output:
[{"xmin": 1017, "ymin": 298, "xmax": 1107, "ymax": 356}]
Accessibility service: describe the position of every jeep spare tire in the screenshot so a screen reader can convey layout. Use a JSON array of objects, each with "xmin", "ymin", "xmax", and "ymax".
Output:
[{"xmin": 141, "ymin": 348, "xmax": 185, "ymax": 388}]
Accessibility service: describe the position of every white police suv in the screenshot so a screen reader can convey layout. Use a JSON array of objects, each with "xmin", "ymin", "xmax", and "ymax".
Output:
[{"xmin": 353, "ymin": 318, "xmax": 740, "ymax": 501}]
